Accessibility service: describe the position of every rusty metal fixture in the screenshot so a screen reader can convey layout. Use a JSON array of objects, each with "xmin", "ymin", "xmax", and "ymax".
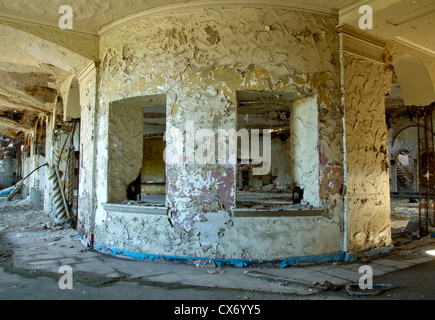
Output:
[{"xmin": 416, "ymin": 104, "xmax": 435, "ymax": 237}]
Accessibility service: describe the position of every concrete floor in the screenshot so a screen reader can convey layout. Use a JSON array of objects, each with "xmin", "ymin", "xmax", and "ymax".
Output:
[{"xmin": 1, "ymin": 196, "xmax": 435, "ymax": 303}]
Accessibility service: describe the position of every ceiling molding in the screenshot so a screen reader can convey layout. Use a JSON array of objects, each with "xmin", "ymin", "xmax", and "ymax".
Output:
[
  {"xmin": 98, "ymin": 0, "xmax": 338, "ymax": 35},
  {"xmin": 77, "ymin": 61, "xmax": 99, "ymax": 85},
  {"xmin": 337, "ymin": 24, "xmax": 386, "ymax": 63},
  {"xmin": 0, "ymin": 15, "xmax": 99, "ymax": 61},
  {"xmin": 393, "ymin": 37, "xmax": 435, "ymax": 57},
  {"xmin": 0, "ymin": 13, "xmax": 97, "ymax": 36},
  {"xmin": 337, "ymin": 24, "xmax": 387, "ymax": 47}
]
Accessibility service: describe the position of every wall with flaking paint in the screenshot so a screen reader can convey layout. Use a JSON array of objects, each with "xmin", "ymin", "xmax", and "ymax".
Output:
[
  {"xmin": 290, "ymin": 95, "xmax": 320, "ymax": 207},
  {"xmin": 77, "ymin": 64, "xmax": 98, "ymax": 244},
  {"xmin": 343, "ymin": 52, "xmax": 392, "ymax": 253},
  {"xmin": 90, "ymin": 6, "xmax": 345, "ymax": 261}
]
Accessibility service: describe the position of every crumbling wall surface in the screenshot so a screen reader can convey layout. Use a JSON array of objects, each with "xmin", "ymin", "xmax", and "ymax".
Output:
[
  {"xmin": 291, "ymin": 95, "xmax": 320, "ymax": 207},
  {"xmin": 343, "ymin": 53, "xmax": 392, "ymax": 253},
  {"xmin": 95, "ymin": 7, "xmax": 344, "ymax": 260},
  {"xmin": 43, "ymin": 117, "xmax": 53, "ymax": 213},
  {"xmin": 77, "ymin": 65, "xmax": 98, "ymax": 244}
]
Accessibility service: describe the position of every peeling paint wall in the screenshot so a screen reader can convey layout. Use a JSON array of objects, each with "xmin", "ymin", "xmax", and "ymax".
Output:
[
  {"xmin": 77, "ymin": 64, "xmax": 98, "ymax": 243},
  {"xmin": 343, "ymin": 53, "xmax": 392, "ymax": 253},
  {"xmin": 93, "ymin": 6, "xmax": 344, "ymax": 260},
  {"xmin": 290, "ymin": 95, "xmax": 320, "ymax": 207}
]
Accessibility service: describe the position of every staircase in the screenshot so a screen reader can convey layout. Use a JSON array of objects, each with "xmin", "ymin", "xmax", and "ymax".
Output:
[{"xmin": 396, "ymin": 161, "xmax": 413, "ymax": 187}]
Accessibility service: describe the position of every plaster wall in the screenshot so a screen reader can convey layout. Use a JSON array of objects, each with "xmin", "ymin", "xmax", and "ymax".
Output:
[
  {"xmin": 43, "ymin": 117, "xmax": 54, "ymax": 214},
  {"xmin": 77, "ymin": 64, "xmax": 98, "ymax": 243},
  {"xmin": 343, "ymin": 52, "xmax": 392, "ymax": 253},
  {"xmin": 91, "ymin": 7, "xmax": 344, "ymax": 261},
  {"xmin": 290, "ymin": 95, "xmax": 320, "ymax": 207}
]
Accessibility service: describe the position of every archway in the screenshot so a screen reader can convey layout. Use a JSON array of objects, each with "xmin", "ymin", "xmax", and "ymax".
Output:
[
  {"xmin": 388, "ymin": 54, "xmax": 435, "ymax": 236},
  {"xmin": 394, "ymin": 54, "xmax": 435, "ymax": 107},
  {"xmin": 65, "ymin": 78, "xmax": 80, "ymax": 121}
]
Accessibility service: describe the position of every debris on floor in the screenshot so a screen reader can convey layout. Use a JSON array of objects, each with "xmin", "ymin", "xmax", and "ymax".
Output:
[
  {"xmin": 345, "ymin": 283, "xmax": 395, "ymax": 297},
  {"xmin": 244, "ymin": 270, "xmax": 330, "ymax": 291},
  {"xmin": 389, "ymin": 195, "xmax": 435, "ymax": 249}
]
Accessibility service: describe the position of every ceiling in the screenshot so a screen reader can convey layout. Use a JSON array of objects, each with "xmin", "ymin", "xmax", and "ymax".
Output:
[
  {"xmin": 0, "ymin": 0, "xmax": 433, "ymax": 141},
  {"xmin": 340, "ymin": 0, "xmax": 435, "ymax": 52},
  {"xmin": 0, "ymin": 0, "xmax": 360, "ymax": 34}
]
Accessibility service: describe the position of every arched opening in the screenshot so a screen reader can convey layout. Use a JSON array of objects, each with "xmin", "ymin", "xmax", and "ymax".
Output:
[
  {"xmin": 65, "ymin": 78, "xmax": 81, "ymax": 121},
  {"xmin": 387, "ymin": 54, "xmax": 435, "ymax": 237},
  {"xmin": 394, "ymin": 54, "xmax": 435, "ymax": 107}
]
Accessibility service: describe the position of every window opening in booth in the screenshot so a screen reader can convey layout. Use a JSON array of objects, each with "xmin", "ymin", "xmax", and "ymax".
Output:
[{"xmin": 235, "ymin": 91, "xmax": 320, "ymax": 213}]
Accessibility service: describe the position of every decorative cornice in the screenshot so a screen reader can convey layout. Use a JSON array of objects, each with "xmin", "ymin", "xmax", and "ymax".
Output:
[
  {"xmin": 77, "ymin": 61, "xmax": 99, "ymax": 85},
  {"xmin": 0, "ymin": 15, "xmax": 99, "ymax": 61},
  {"xmin": 393, "ymin": 37, "xmax": 435, "ymax": 57},
  {"xmin": 337, "ymin": 24, "xmax": 386, "ymax": 63},
  {"xmin": 98, "ymin": 0, "xmax": 338, "ymax": 36},
  {"xmin": 337, "ymin": 24, "xmax": 387, "ymax": 47},
  {"xmin": 0, "ymin": 13, "xmax": 97, "ymax": 36}
]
